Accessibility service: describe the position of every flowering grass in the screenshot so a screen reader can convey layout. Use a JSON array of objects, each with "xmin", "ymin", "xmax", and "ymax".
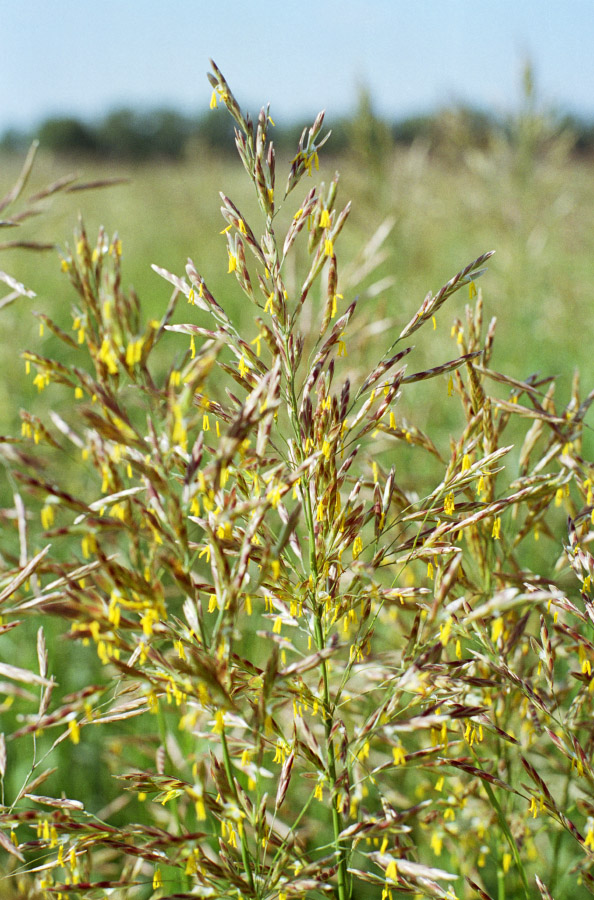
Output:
[{"xmin": 1, "ymin": 63, "xmax": 594, "ymax": 900}]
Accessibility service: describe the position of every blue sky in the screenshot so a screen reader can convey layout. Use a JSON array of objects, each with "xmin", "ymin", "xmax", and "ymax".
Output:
[{"xmin": 2, "ymin": 0, "xmax": 593, "ymax": 132}]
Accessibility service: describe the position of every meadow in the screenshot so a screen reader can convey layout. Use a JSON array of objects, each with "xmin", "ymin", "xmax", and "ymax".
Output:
[
  {"xmin": 2, "ymin": 117, "xmax": 594, "ymax": 421},
  {"xmin": 2, "ymin": 70, "xmax": 594, "ymax": 900}
]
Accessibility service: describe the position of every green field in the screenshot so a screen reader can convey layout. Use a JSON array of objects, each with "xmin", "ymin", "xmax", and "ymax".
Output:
[
  {"xmin": 2, "ymin": 135, "xmax": 594, "ymax": 425},
  {"xmin": 3, "ymin": 138, "xmax": 594, "ymax": 518}
]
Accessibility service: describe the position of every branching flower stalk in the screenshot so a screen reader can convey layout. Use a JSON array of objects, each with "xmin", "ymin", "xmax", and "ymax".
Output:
[
  {"xmin": 210, "ymin": 60, "xmax": 354, "ymax": 899},
  {"xmin": 3, "ymin": 63, "xmax": 594, "ymax": 900}
]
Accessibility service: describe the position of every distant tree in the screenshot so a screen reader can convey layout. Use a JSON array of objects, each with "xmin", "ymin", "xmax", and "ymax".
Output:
[
  {"xmin": 188, "ymin": 110, "xmax": 238, "ymax": 156},
  {"xmin": 561, "ymin": 114, "xmax": 594, "ymax": 155},
  {"xmin": 37, "ymin": 117, "xmax": 99, "ymax": 155},
  {"xmin": 0, "ymin": 128, "xmax": 29, "ymax": 154},
  {"xmin": 141, "ymin": 109, "xmax": 191, "ymax": 158},
  {"xmin": 97, "ymin": 108, "xmax": 192, "ymax": 160},
  {"xmin": 97, "ymin": 109, "xmax": 149, "ymax": 160}
]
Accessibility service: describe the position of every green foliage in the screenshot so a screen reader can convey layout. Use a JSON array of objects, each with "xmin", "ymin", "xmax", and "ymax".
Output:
[
  {"xmin": 2, "ymin": 63, "xmax": 594, "ymax": 900},
  {"xmin": 37, "ymin": 119, "xmax": 100, "ymax": 158},
  {"xmin": 5, "ymin": 61, "xmax": 594, "ymax": 163},
  {"xmin": 97, "ymin": 109, "xmax": 194, "ymax": 162}
]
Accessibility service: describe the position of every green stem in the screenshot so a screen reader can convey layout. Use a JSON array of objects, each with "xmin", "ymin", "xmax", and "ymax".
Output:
[
  {"xmin": 220, "ymin": 723, "xmax": 257, "ymax": 896},
  {"xmin": 469, "ymin": 746, "xmax": 530, "ymax": 900},
  {"xmin": 286, "ymin": 356, "xmax": 318, "ymax": 582},
  {"xmin": 156, "ymin": 701, "xmax": 190, "ymax": 893},
  {"xmin": 550, "ymin": 764, "xmax": 572, "ymax": 894},
  {"xmin": 314, "ymin": 612, "xmax": 350, "ymax": 900},
  {"xmin": 283, "ymin": 269, "xmax": 349, "ymax": 900},
  {"xmin": 497, "ymin": 862, "xmax": 506, "ymax": 900}
]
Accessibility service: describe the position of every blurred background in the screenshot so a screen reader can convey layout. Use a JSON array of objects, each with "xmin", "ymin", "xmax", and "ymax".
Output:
[{"xmin": 2, "ymin": 0, "xmax": 594, "ymax": 428}]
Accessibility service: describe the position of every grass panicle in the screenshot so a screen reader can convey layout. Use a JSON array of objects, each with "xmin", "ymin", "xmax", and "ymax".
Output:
[{"xmin": 1, "ymin": 63, "xmax": 594, "ymax": 900}]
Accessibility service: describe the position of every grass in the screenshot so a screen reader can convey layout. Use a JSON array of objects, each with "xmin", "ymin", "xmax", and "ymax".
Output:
[
  {"xmin": 2, "ymin": 113, "xmax": 594, "ymax": 424},
  {"xmin": 1, "ymin": 63, "xmax": 594, "ymax": 900}
]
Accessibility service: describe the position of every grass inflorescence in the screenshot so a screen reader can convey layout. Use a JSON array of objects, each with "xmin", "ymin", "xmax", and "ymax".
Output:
[{"xmin": 1, "ymin": 63, "xmax": 594, "ymax": 900}]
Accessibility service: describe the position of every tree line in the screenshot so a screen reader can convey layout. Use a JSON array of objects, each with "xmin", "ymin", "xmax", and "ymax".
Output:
[{"xmin": 2, "ymin": 89, "xmax": 593, "ymax": 162}]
